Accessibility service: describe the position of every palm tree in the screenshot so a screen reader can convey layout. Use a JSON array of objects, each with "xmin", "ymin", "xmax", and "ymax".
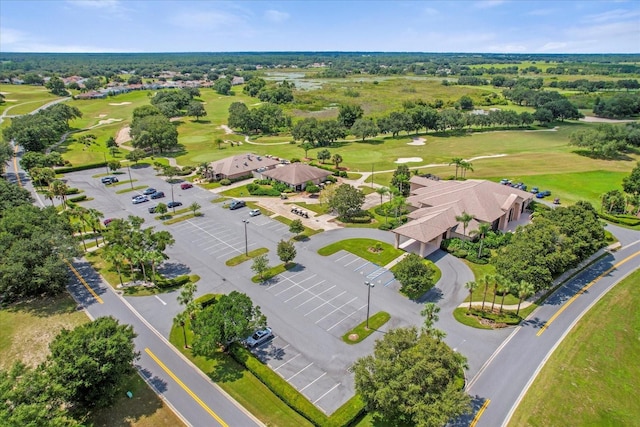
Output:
[
  {"xmin": 498, "ymin": 278, "xmax": 513, "ymax": 313},
  {"xmin": 516, "ymin": 281, "xmax": 535, "ymax": 316},
  {"xmin": 332, "ymin": 153, "xmax": 343, "ymax": 169},
  {"xmin": 104, "ymin": 244, "xmax": 126, "ymax": 286},
  {"xmin": 491, "ymin": 274, "xmax": 506, "ymax": 312},
  {"xmin": 50, "ymin": 180, "xmax": 69, "ymax": 209},
  {"xmin": 420, "ymin": 302, "xmax": 440, "ymax": 334},
  {"xmin": 449, "ymin": 157, "xmax": 464, "ymax": 179},
  {"xmin": 465, "ymin": 281, "xmax": 478, "ymax": 310},
  {"xmin": 470, "ymin": 222, "xmax": 492, "ymax": 257},
  {"xmin": 86, "ymin": 208, "xmax": 104, "ymax": 247},
  {"xmin": 147, "ymin": 250, "xmax": 165, "ymax": 284},
  {"xmin": 460, "ymin": 160, "xmax": 474, "ymax": 178},
  {"xmin": 376, "ymin": 186, "xmax": 389, "ymax": 206},
  {"xmin": 42, "ymin": 189, "xmax": 55, "ymax": 206},
  {"xmin": 215, "ymin": 138, "xmax": 223, "ymax": 150},
  {"xmin": 455, "ymin": 211, "xmax": 474, "ymax": 237},
  {"xmin": 189, "ymin": 201, "xmax": 201, "ymax": 216},
  {"xmin": 479, "ymin": 274, "xmax": 494, "ymax": 312}
]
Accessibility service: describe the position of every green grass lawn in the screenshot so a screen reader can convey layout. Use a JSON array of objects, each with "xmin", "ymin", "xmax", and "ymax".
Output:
[
  {"xmin": 509, "ymin": 268, "xmax": 640, "ymax": 426},
  {"xmin": 318, "ymin": 238, "xmax": 405, "ymax": 266},
  {"xmin": 0, "ymin": 84, "xmax": 62, "ymax": 117}
]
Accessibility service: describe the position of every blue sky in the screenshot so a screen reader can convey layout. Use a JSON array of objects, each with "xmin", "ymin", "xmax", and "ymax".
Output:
[{"xmin": 1, "ymin": 0, "xmax": 639, "ymax": 53}]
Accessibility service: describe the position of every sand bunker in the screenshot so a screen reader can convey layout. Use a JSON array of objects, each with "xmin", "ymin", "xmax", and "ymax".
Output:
[
  {"xmin": 95, "ymin": 114, "xmax": 107, "ymax": 118},
  {"xmin": 97, "ymin": 118, "xmax": 123, "ymax": 125},
  {"xmin": 395, "ymin": 157, "xmax": 423, "ymax": 163},
  {"xmin": 116, "ymin": 127, "xmax": 131, "ymax": 144},
  {"xmin": 108, "ymin": 102, "xmax": 132, "ymax": 106},
  {"xmin": 407, "ymin": 137, "xmax": 426, "ymax": 146}
]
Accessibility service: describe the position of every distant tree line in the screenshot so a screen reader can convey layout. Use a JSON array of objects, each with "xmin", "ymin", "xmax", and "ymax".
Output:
[{"xmin": 569, "ymin": 122, "xmax": 640, "ymax": 158}]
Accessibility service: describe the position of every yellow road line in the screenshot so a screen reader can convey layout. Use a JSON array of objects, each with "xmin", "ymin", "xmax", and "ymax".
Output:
[
  {"xmin": 145, "ymin": 348, "xmax": 229, "ymax": 427},
  {"xmin": 63, "ymin": 258, "xmax": 104, "ymax": 304},
  {"xmin": 470, "ymin": 399, "xmax": 490, "ymax": 427},
  {"xmin": 537, "ymin": 250, "xmax": 640, "ymax": 336}
]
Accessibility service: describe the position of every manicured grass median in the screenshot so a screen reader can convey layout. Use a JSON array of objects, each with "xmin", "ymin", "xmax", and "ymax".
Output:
[
  {"xmin": 342, "ymin": 312, "xmax": 391, "ymax": 344},
  {"xmin": 251, "ymin": 262, "xmax": 295, "ymax": 283},
  {"xmin": 226, "ymin": 248, "xmax": 269, "ymax": 266},
  {"xmin": 115, "ymin": 185, "xmax": 147, "ymax": 194},
  {"xmin": 509, "ymin": 269, "xmax": 640, "ymax": 426},
  {"xmin": 318, "ymin": 238, "xmax": 404, "ymax": 266}
]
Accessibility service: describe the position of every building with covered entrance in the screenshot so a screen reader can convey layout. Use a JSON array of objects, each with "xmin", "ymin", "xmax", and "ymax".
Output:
[
  {"xmin": 259, "ymin": 163, "xmax": 333, "ymax": 191},
  {"xmin": 392, "ymin": 176, "xmax": 534, "ymax": 257}
]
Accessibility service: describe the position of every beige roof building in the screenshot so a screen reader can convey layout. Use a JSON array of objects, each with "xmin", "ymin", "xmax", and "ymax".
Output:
[
  {"xmin": 260, "ymin": 163, "xmax": 333, "ymax": 191},
  {"xmin": 206, "ymin": 154, "xmax": 279, "ymax": 181},
  {"xmin": 393, "ymin": 176, "xmax": 534, "ymax": 257}
]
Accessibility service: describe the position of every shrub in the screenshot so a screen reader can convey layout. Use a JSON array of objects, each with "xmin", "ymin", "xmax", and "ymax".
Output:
[
  {"xmin": 194, "ymin": 293, "xmax": 217, "ymax": 308},
  {"xmin": 290, "ymin": 158, "xmax": 300, "ymax": 163},
  {"xmin": 254, "ymin": 179, "xmax": 271, "ymax": 185},
  {"xmin": 378, "ymin": 223, "xmax": 393, "ymax": 230},
  {"xmin": 54, "ymin": 162, "xmax": 106, "ymax": 173},
  {"xmin": 325, "ymin": 175, "xmax": 337, "ymax": 183},
  {"xmin": 219, "ymin": 178, "xmax": 231, "ymax": 186},
  {"xmin": 155, "ymin": 275, "xmax": 191, "ymax": 289},
  {"xmin": 68, "ymin": 195, "xmax": 87, "ymax": 202},
  {"xmin": 65, "ymin": 187, "xmax": 80, "ymax": 195},
  {"xmin": 598, "ymin": 212, "xmax": 640, "ymax": 226}
]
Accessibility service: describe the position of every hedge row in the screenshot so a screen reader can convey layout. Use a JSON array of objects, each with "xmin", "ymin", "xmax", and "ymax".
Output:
[
  {"xmin": 55, "ymin": 162, "xmax": 107, "ymax": 174},
  {"xmin": 68, "ymin": 195, "xmax": 87, "ymax": 202},
  {"xmin": 155, "ymin": 275, "xmax": 191, "ymax": 289},
  {"xmin": 229, "ymin": 345, "xmax": 365, "ymax": 427},
  {"xmin": 65, "ymin": 188, "xmax": 80, "ymax": 195},
  {"xmin": 598, "ymin": 212, "xmax": 640, "ymax": 226},
  {"xmin": 194, "ymin": 293, "xmax": 218, "ymax": 308}
]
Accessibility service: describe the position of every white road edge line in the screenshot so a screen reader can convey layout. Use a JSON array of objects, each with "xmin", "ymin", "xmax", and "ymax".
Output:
[
  {"xmin": 154, "ymin": 295, "xmax": 167, "ymax": 305},
  {"xmin": 500, "ymin": 266, "xmax": 638, "ymax": 427}
]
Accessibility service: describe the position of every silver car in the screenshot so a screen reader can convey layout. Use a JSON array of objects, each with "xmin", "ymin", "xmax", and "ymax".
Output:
[{"xmin": 244, "ymin": 327, "xmax": 273, "ymax": 348}]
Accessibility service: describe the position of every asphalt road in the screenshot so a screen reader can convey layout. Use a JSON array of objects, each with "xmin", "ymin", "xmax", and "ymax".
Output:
[{"xmin": 464, "ymin": 227, "xmax": 640, "ymax": 427}]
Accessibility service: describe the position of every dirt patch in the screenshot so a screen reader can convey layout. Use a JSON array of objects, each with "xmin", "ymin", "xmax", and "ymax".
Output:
[
  {"xmin": 407, "ymin": 137, "xmax": 426, "ymax": 146},
  {"xmin": 219, "ymin": 125, "xmax": 234, "ymax": 134},
  {"xmin": 3, "ymin": 99, "xmax": 18, "ymax": 102},
  {"xmin": 348, "ymin": 333, "xmax": 359, "ymax": 341},
  {"xmin": 395, "ymin": 157, "xmax": 423, "ymax": 163},
  {"xmin": 116, "ymin": 126, "xmax": 131, "ymax": 145},
  {"xmin": 108, "ymin": 102, "xmax": 132, "ymax": 106}
]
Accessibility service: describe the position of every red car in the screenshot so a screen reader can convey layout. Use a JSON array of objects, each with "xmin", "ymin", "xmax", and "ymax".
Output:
[{"xmin": 180, "ymin": 182, "xmax": 193, "ymax": 190}]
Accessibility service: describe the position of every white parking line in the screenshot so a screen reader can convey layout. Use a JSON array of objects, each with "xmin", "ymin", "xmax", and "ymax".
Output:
[
  {"xmin": 313, "ymin": 383, "xmax": 340, "ymax": 404},
  {"xmin": 294, "ymin": 285, "xmax": 336, "ymax": 309},
  {"xmin": 267, "ymin": 270, "xmax": 305, "ymax": 289},
  {"xmin": 335, "ymin": 253, "xmax": 351, "ymax": 262},
  {"xmin": 154, "ymin": 295, "xmax": 167, "ymax": 305},
  {"xmin": 315, "ymin": 297, "xmax": 358, "ymax": 324},
  {"xmin": 183, "ymin": 220, "xmax": 242, "ymax": 254},
  {"xmin": 284, "ymin": 280, "xmax": 326, "ymax": 303},
  {"xmin": 326, "ymin": 303, "xmax": 367, "ymax": 331},
  {"xmin": 275, "ymin": 274, "xmax": 317, "ymax": 296},
  {"xmin": 304, "ymin": 291, "xmax": 346, "ymax": 316},
  {"xmin": 287, "ymin": 362, "xmax": 313, "ymax": 381},
  {"xmin": 273, "ymin": 353, "xmax": 300, "ymax": 371},
  {"xmin": 300, "ymin": 372, "xmax": 327, "ymax": 392},
  {"xmin": 344, "ymin": 258, "xmax": 361, "ymax": 267}
]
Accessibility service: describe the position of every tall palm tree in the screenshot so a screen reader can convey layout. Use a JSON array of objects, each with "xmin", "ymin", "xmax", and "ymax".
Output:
[
  {"xmin": 479, "ymin": 274, "xmax": 494, "ymax": 312},
  {"xmin": 174, "ymin": 312, "xmax": 189, "ymax": 348},
  {"xmin": 50, "ymin": 180, "xmax": 69, "ymax": 209},
  {"xmin": 42, "ymin": 189, "xmax": 55, "ymax": 206},
  {"xmin": 470, "ymin": 222, "xmax": 492, "ymax": 257},
  {"xmin": 376, "ymin": 186, "xmax": 389, "ymax": 206},
  {"xmin": 465, "ymin": 281, "xmax": 478, "ymax": 310},
  {"xmin": 498, "ymin": 278, "xmax": 513, "ymax": 313},
  {"xmin": 516, "ymin": 281, "xmax": 535, "ymax": 316},
  {"xmin": 332, "ymin": 153, "xmax": 343, "ymax": 169},
  {"xmin": 455, "ymin": 211, "xmax": 474, "ymax": 237},
  {"xmin": 147, "ymin": 250, "xmax": 165, "ymax": 284},
  {"xmin": 449, "ymin": 157, "xmax": 464, "ymax": 179},
  {"xmin": 460, "ymin": 160, "xmax": 474, "ymax": 178},
  {"xmin": 491, "ymin": 274, "xmax": 507, "ymax": 312},
  {"xmin": 104, "ymin": 244, "xmax": 126, "ymax": 286},
  {"xmin": 86, "ymin": 208, "xmax": 104, "ymax": 246}
]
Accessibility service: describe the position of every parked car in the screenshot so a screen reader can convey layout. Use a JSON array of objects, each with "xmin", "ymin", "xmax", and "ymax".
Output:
[
  {"xmin": 143, "ymin": 187, "xmax": 157, "ymax": 195},
  {"xmin": 148, "ymin": 205, "xmax": 157, "ymax": 214},
  {"xmin": 244, "ymin": 327, "xmax": 273, "ymax": 348},
  {"xmin": 132, "ymin": 195, "xmax": 149, "ymax": 204},
  {"xmin": 180, "ymin": 182, "xmax": 193, "ymax": 190},
  {"xmin": 249, "ymin": 209, "xmax": 261, "ymax": 217},
  {"xmin": 103, "ymin": 218, "xmax": 114, "ymax": 226},
  {"xmin": 101, "ymin": 176, "xmax": 119, "ymax": 184},
  {"xmin": 150, "ymin": 191, "xmax": 165, "ymax": 199},
  {"xmin": 167, "ymin": 201, "xmax": 183, "ymax": 208},
  {"xmin": 229, "ymin": 200, "xmax": 246, "ymax": 210},
  {"xmin": 536, "ymin": 190, "xmax": 551, "ymax": 199},
  {"xmin": 530, "ymin": 187, "xmax": 539, "ymax": 194}
]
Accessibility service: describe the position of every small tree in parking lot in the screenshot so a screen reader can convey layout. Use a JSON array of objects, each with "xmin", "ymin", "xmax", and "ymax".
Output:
[
  {"xmin": 289, "ymin": 219, "xmax": 304, "ymax": 236},
  {"xmin": 251, "ymin": 254, "xmax": 269, "ymax": 282},
  {"xmin": 155, "ymin": 202, "xmax": 168, "ymax": 217},
  {"xmin": 277, "ymin": 239, "xmax": 297, "ymax": 265},
  {"xmin": 394, "ymin": 253, "xmax": 436, "ymax": 298},
  {"xmin": 189, "ymin": 201, "xmax": 202, "ymax": 216}
]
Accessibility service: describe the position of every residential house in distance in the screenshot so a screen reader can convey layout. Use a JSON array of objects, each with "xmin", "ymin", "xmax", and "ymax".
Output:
[
  {"xmin": 205, "ymin": 154, "xmax": 279, "ymax": 181},
  {"xmin": 259, "ymin": 163, "xmax": 333, "ymax": 191},
  {"xmin": 392, "ymin": 176, "xmax": 534, "ymax": 257}
]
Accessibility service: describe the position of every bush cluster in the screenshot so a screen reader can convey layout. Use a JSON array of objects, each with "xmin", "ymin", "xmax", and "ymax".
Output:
[
  {"xmin": 219, "ymin": 178, "xmax": 231, "ymax": 186},
  {"xmin": 155, "ymin": 275, "xmax": 190, "ymax": 289},
  {"xmin": 246, "ymin": 183, "xmax": 281, "ymax": 196},
  {"xmin": 193, "ymin": 293, "xmax": 217, "ymax": 308},
  {"xmin": 55, "ymin": 162, "xmax": 107, "ymax": 173},
  {"xmin": 598, "ymin": 212, "xmax": 640, "ymax": 226},
  {"xmin": 441, "ymin": 238, "xmax": 491, "ymax": 264},
  {"xmin": 68, "ymin": 195, "xmax": 87, "ymax": 202}
]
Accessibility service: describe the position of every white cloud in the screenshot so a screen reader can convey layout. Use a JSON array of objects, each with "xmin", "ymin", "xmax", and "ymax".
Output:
[
  {"xmin": 422, "ymin": 7, "xmax": 439, "ymax": 17},
  {"xmin": 66, "ymin": 0, "xmax": 120, "ymax": 8},
  {"xmin": 538, "ymin": 41, "xmax": 568, "ymax": 52},
  {"xmin": 583, "ymin": 8, "xmax": 640, "ymax": 23},
  {"xmin": 265, "ymin": 10, "xmax": 290, "ymax": 23},
  {"xmin": 474, "ymin": 0, "xmax": 507, "ymax": 9}
]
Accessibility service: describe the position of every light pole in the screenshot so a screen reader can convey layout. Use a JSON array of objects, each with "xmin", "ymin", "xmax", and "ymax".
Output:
[
  {"xmin": 170, "ymin": 183, "xmax": 176, "ymax": 213},
  {"xmin": 127, "ymin": 164, "xmax": 133, "ymax": 190},
  {"xmin": 103, "ymin": 152, "xmax": 109, "ymax": 174},
  {"xmin": 242, "ymin": 219, "xmax": 249, "ymax": 256},
  {"xmin": 364, "ymin": 281, "xmax": 374, "ymax": 329}
]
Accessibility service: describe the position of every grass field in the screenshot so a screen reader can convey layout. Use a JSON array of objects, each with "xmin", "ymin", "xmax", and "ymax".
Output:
[
  {"xmin": 509, "ymin": 268, "xmax": 640, "ymax": 426},
  {"xmin": 0, "ymin": 293, "xmax": 183, "ymax": 427},
  {"xmin": 0, "ymin": 84, "xmax": 62, "ymax": 117}
]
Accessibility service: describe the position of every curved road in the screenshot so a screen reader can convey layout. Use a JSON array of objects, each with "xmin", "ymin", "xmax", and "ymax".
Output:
[{"xmin": 465, "ymin": 226, "xmax": 640, "ymax": 427}]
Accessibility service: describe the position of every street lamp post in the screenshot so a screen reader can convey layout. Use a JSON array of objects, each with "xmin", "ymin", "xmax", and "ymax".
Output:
[
  {"xmin": 103, "ymin": 152, "xmax": 109, "ymax": 175},
  {"xmin": 364, "ymin": 281, "xmax": 374, "ymax": 329},
  {"xmin": 242, "ymin": 219, "xmax": 249, "ymax": 256},
  {"xmin": 127, "ymin": 164, "xmax": 133, "ymax": 190},
  {"xmin": 170, "ymin": 183, "xmax": 176, "ymax": 213}
]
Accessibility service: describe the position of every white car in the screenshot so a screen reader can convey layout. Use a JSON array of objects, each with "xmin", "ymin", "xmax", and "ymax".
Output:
[
  {"xmin": 249, "ymin": 208, "xmax": 261, "ymax": 217},
  {"xmin": 244, "ymin": 327, "xmax": 273, "ymax": 348},
  {"xmin": 132, "ymin": 195, "xmax": 149, "ymax": 204}
]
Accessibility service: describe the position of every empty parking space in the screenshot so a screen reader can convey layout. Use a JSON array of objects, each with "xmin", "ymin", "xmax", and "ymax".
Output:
[
  {"xmin": 252, "ymin": 336, "xmax": 351, "ymax": 414},
  {"xmin": 330, "ymin": 251, "xmax": 397, "ymax": 287},
  {"xmin": 171, "ymin": 217, "xmax": 253, "ymax": 258}
]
